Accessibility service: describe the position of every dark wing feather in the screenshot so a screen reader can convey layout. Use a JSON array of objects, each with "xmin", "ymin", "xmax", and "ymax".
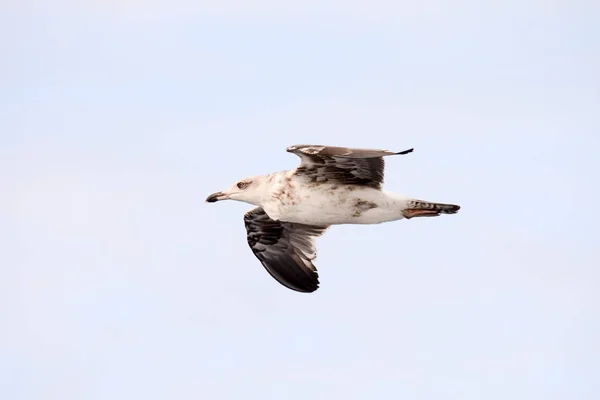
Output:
[
  {"xmin": 244, "ymin": 207, "xmax": 329, "ymax": 293},
  {"xmin": 286, "ymin": 144, "xmax": 413, "ymax": 189}
]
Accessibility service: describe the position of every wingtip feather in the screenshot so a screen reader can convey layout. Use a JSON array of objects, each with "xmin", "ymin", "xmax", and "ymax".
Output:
[{"xmin": 395, "ymin": 148, "xmax": 414, "ymax": 155}]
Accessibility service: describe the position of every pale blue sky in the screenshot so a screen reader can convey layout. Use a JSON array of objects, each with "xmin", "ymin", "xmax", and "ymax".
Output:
[{"xmin": 1, "ymin": 1, "xmax": 599, "ymax": 399}]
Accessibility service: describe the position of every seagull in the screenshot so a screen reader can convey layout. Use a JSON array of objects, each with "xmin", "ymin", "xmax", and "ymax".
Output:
[{"xmin": 206, "ymin": 144, "xmax": 460, "ymax": 293}]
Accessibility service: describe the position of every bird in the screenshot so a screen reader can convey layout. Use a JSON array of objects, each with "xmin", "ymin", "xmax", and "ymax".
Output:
[{"xmin": 206, "ymin": 144, "xmax": 460, "ymax": 293}]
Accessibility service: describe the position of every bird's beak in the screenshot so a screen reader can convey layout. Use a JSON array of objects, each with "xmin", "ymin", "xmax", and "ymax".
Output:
[{"xmin": 206, "ymin": 191, "xmax": 229, "ymax": 203}]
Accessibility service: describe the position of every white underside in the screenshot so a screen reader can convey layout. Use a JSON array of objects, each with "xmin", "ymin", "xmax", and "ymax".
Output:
[{"xmin": 261, "ymin": 180, "xmax": 411, "ymax": 226}]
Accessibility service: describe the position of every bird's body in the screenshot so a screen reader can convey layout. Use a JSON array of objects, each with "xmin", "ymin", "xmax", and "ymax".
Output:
[
  {"xmin": 207, "ymin": 144, "xmax": 460, "ymax": 293},
  {"xmin": 258, "ymin": 170, "xmax": 409, "ymax": 226}
]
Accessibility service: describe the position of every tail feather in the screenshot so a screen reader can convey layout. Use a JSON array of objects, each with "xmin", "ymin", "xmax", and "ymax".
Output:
[{"xmin": 402, "ymin": 200, "xmax": 460, "ymax": 219}]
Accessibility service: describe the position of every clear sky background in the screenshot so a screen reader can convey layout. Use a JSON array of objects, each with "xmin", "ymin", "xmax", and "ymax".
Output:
[{"xmin": 2, "ymin": 1, "xmax": 599, "ymax": 399}]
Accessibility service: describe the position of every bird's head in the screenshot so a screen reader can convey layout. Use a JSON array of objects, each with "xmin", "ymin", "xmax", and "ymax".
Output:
[{"xmin": 206, "ymin": 176, "xmax": 266, "ymax": 206}]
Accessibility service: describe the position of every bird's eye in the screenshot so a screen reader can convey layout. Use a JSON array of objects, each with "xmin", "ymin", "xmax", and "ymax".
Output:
[{"xmin": 237, "ymin": 181, "xmax": 248, "ymax": 189}]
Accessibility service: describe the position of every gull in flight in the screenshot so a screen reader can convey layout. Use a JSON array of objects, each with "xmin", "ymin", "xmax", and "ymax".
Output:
[{"xmin": 206, "ymin": 144, "xmax": 460, "ymax": 293}]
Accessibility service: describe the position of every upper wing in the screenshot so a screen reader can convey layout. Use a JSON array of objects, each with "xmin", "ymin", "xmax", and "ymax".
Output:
[
  {"xmin": 244, "ymin": 207, "xmax": 329, "ymax": 293},
  {"xmin": 286, "ymin": 144, "xmax": 413, "ymax": 189}
]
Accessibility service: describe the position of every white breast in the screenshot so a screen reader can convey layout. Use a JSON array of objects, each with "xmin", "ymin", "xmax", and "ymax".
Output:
[{"xmin": 262, "ymin": 178, "xmax": 406, "ymax": 226}]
